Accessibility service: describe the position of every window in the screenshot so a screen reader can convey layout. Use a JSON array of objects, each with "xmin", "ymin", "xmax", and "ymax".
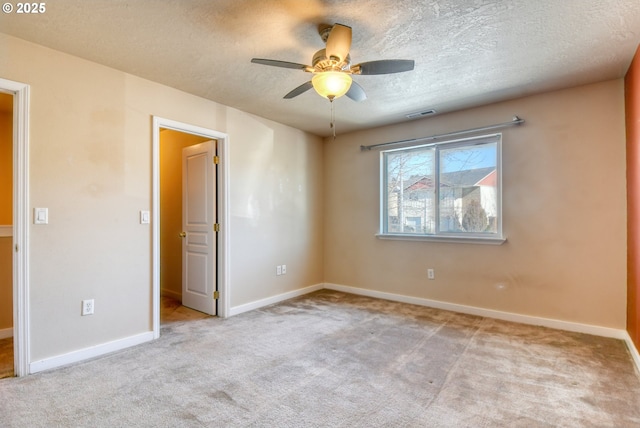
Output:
[{"xmin": 380, "ymin": 134, "xmax": 504, "ymax": 243}]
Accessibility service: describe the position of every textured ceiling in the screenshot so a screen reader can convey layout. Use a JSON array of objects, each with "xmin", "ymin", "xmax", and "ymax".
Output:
[{"xmin": 1, "ymin": 0, "xmax": 640, "ymax": 136}]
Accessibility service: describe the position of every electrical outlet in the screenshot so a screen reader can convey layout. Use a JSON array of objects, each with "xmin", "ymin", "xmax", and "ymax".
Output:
[
  {"xmin": 276, "ymin": 265, "xmax": 282, "ymax": 276},
  {"xmin": 82, "ymin": 299, "xmax": 94, "ymax": 316},
  {"xmin": 281, "ymin": 264, "xmax": 287, "ymax": 275},
  {"xmin": 427, "ymin": 269, "xmax": 435, "ymax": 280}
]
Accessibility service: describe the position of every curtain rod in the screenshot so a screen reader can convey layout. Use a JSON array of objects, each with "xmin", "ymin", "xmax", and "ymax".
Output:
[{"xmin": 360, "ymin": 116, "xmax": 525, "ymax": 151}]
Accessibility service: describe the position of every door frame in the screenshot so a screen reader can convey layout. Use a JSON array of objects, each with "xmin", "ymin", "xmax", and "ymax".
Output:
[
  {"xmin": 152, "ymin": 117, "xmax": 230, "ymax": 337},
  {"xmin": 1, "ymin": 77, "xmax": 30, "ymax": 376}
]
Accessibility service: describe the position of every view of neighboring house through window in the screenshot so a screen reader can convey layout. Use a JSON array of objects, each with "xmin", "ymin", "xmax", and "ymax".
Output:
[{"xmin": 381, "ymin": 134, "xmax": 502, "ymax": 239}]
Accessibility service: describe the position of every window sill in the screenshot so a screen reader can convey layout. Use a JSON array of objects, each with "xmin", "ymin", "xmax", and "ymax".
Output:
[{"xmin": 376, "ymin": 233, "xmax": 506, "ymax": 245}]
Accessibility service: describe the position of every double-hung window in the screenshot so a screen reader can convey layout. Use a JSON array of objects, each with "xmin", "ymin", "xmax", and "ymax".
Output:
[{"xmin": 379, "ymin": 133, "xmax": 504, "ymax": 243}]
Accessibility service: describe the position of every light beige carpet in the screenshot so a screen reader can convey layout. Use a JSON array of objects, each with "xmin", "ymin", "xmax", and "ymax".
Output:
[{"xmin": 1, "ymin": 290, "xmax": 639, "ymax": 427}]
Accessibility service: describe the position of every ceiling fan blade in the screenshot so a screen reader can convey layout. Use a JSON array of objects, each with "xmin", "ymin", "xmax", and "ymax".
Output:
[
  {"xmin": 325, "ymin": 23, "xmax": 352, "ymax": 63},
  {"xmin": 354, "ymin": 59, "xmax": 415, "ymax": 75},
  {"xmin": 345, "ymin": 81, "xmax": 367, "ymax": 102},
  {"xmin": 284, "ymin": 81, "xmax": 314, "ymax": 99},
  {"xmin": 251, "ymin": 58, "xmax": 310, "ymax": 70}
]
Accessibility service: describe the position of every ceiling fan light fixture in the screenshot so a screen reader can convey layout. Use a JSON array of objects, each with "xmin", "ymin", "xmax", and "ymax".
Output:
[{"xmin": 312, "ymin": 71, "xmax": 352, "ymax": 100}]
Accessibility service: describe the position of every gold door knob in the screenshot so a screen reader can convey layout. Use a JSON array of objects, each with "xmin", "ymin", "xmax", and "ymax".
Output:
[{"xmin": 178, "ymin": 232, "xmax": 186, "ymax": 238}]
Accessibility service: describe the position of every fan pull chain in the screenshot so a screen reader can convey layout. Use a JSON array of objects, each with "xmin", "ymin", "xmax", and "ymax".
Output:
[{"xmin": 330, "ymin": 98, "xmax": 336, "ymax": 140}]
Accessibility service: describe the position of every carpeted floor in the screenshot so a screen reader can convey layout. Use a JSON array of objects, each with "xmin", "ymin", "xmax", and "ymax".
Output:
[
  {"xmin": 1, "ymin": 289, "xmax": 639, "ymax": 427},
  {"xmin": 0, "ymin": 296, "xmax": 206, "ymax": 381}
]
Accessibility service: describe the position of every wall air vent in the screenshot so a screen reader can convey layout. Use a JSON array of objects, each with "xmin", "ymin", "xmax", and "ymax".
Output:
[{"xmin": 406, "ymin": 109, "xmax": 437, "ymax": 119}]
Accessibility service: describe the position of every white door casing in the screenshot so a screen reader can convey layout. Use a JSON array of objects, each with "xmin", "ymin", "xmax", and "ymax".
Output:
[
  {"xmin": 181, "ymin": 141, "xmax": 216, "ymax": 315},
  {"xmin": 0, "ymin": 78, "xmax": 30, "ymax": 376},
  {"xmin": 152, "ymin": 116, "xmax": 230, "ymax": 339}
]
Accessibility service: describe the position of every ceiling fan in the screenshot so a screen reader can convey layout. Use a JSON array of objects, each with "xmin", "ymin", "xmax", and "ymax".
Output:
[{"xmin": 251, "ymin": 23, "xmax": 415, "ymax": 102}]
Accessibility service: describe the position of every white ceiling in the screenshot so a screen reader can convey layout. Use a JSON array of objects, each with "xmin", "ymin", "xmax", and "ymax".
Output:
[{"xmin": 1, "ymin": 0, "xmax": 640, "ymax": 136}]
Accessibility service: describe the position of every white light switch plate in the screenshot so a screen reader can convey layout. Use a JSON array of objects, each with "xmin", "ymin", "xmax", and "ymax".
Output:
[
  {"xmin": 140, "ymin": 210, "xmax": 150, "ymax": 224},
  {"xmin": 34, "ymin": 208, "xmax": 48, "ymax": 224}
]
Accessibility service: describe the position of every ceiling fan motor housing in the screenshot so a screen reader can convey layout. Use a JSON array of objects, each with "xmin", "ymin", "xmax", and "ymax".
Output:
[{"xmin": 312, "ymin": 49, "xmax": 351, "ymax": 72}]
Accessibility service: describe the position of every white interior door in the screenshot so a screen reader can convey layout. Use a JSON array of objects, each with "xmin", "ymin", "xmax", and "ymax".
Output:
[{"xmin": 181, "ymin": 140, "xmax": 216, "ymax": 315}]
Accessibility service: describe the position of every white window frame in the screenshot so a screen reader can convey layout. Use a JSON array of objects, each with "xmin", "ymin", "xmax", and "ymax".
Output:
[{"xmin": 378, "ymin": 133, "xmax": 506, "ymax": 245}]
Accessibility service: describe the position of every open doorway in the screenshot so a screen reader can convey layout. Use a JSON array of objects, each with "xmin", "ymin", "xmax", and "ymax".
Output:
[
  {"xmin": 0, "ymin": 92, "xmax": 13, "ymax": 378},
  {"xmin": 0, "ymin": 77, "xmax": 29, "ymax": 377},
  {"xmin": 152, "ymin": 117, "xmax": 230, "ymax": 338},
  {"xmin": 159, "ymin": 129, "xmax": 214, "ymax": 324}
]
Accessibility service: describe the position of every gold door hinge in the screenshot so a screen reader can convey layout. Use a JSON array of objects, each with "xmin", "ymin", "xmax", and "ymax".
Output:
[
  {"xmin": 213, "ymin": 155, "xmax": 220, "ymax": 164},
  {"xmin": 213, "ymin": 223, "xmax": 220, "ymax": 232},
  {"xmin": 213, "ymin": 290, "xmax": 219, "ymax": 300}
]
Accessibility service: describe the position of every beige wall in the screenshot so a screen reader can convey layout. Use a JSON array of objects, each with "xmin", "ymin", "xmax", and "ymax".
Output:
[
  {"xmin": 0, "ymin": 33, "xmax": 324, "ymax": 361},
  {"xmin": 0, "ymin": 103, "xmax": 12, "ymax": 331},
  {"xmin": 226, "ymin": 108, "xmax": 324, "ymax": 305},
  {"xmin": 159, "ymin": 130, "xmax": 210, "ymax": 300},
  {"xmin": 324, "ymin": 79, "xmax": 627, "ymax": 329}
]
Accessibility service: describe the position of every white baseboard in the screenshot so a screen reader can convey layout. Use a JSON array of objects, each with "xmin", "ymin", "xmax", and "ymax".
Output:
[
  {"xmin": 22, "ymin": 283, "xmax": 640, "ymax": 377},
  {"xmin": 161, "ymin": 288, "xmax": 181, "ymax": 301},
  {"xmin": 324, "ymin": 283, "xmax": 629, "ymax": 339},
  {"xmin": 29, "ymin": 331, "xmax": 154, "ymax": 374},
  {"xmin": 27, "ymin": 285, "xmax": 323, "ymax": 375},
  {"xmin": 229, "ymin": 283, "xmax": 324, "ymax": 316},
  {"xmin": 327, "ymin": 282, "xmax": 640, "ymax": 375},
  {"xmin": 0, "ymin": 327, "xmax": 13, "ymax": 339},
  {"xmin": 623, "ymin": 333, "xmax": 640, "ymax": 375},
  {"xmin": 232, "ymin": 282, "xmax": 640, "ymax": 373}
]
